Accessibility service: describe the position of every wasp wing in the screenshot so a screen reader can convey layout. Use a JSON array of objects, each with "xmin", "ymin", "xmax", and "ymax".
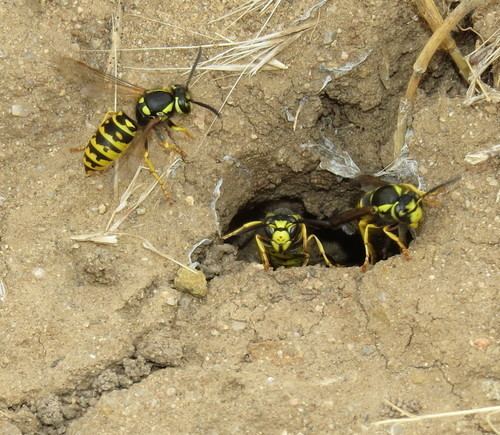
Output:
[
  {"xmin": 117, "ymin": 118, "xmax": 164, "ymax": 173},
  {"xmin": 299, "ymin": 206, "xmax": 374, "ymax": 230},
  {"xmin": 328, "ymin": 206, "xmax": 376, "ymax": 227},
  {"xmin": 57, "ymin": 56, "xmax": 146, "ymax": 98}
]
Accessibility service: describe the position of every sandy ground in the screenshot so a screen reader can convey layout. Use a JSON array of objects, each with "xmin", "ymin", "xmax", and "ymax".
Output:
[{"xmin": 0, "ymin": 0, "xmax": 498, "ymax": 434}]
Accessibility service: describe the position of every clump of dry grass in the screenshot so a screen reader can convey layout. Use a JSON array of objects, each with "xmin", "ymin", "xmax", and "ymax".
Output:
[
  {"xmin": 71, "ymin": 161, "xmax": 194, "ymax": 272},
  {"xmin": 121, "ymin": 22, "xmax": 313, "ymax": 77},
  {"xmin": 464, "ymin": 28, "xmax": 500, "ymax": 105}
]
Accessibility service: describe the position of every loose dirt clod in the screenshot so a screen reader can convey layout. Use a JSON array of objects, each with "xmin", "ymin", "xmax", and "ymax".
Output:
[{"xmin": 173, "ymin": 268, "xmax": 208, "ymax": 298}]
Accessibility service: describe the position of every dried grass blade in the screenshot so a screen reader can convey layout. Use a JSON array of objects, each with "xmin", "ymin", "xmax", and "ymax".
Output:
[{"xmin": 71, "ymin": 233, "xmax": 119, "ymax": 244}]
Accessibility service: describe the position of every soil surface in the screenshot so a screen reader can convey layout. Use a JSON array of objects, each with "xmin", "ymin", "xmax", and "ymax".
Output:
[{"xmin": 0, "ymin": 1, "xmax": 498, "ymax": 434}]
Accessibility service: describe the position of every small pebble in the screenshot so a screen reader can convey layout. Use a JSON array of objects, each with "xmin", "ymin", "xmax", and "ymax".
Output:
[
  {"xmin": 231, "ymin": 320, "xmax": 247, "ymax": 332},
  {"xmin": 98, "ymin": 204, "xmax": 107, "ymax": 214},
  {"xmin": 136, "ymin": 207, "xmax": 146, "ymax": 215},
  {"xmin": 32, "ymin": 267, "xmax": 46, "ymax": 279},
  {"xmin": 471, "ymin": 337, "xmax": 492, "ymax": 351},
  {"xmin": 323, "ymin": 31, "xmax": 336, "ymax": 45},
  {"xmin": 162, "ymin": 288, "xmax": 179, "ymax": 306},
  {"xmin": 11, "ymin": 104, "xmax": 31, "ymax": 117},
  {"xmin": 486, "ymin": 176, "xmax": 497, "ymax": 187},
  {"xmin": 185, "ymin": 196, "xmax": 194, "ymax": 206}
]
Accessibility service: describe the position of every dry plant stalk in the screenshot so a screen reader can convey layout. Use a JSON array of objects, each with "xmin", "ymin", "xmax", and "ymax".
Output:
[
  {"xmin": 414, "ymin": 0, "xmax": 472, "ymax": 81},
  {"xmin": 393, "ymin": 0, "xmax": 492, "ymax": 158},
  {"xmin": 0, "ymin": 279, "xmax": 6, "ymax": 303},
  {"xmin": 209, "ymin": 0, "xmax": 277, "ymax": 27},
  {"xmin": 464, "ymin": 143, "xmax": 500, "ymax": 164},
  {"xmin": 370, "ymin": 402, "xmax": 500, "ymax": 434},
  {"xmin": 106, "ymin": 0, "xmax": 123, "ymax": 200}
]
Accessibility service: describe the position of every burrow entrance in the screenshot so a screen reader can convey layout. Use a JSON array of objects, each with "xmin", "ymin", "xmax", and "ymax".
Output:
[
  {"xmin": 222, "ymin": 195, "xmax": 365, "ymax": 267},
  {"xmin": 196, "ymin": 167, "xmax": 413, "ymax": 274}
]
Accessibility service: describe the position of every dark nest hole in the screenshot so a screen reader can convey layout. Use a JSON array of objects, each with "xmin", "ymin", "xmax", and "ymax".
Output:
[
  {"xmin": 199, "ymin": 170, "xmax": 415, "ymax": 273},
  {"xmin": 222, "ymin": 196, "xmax": 365, "ymax": 268}
]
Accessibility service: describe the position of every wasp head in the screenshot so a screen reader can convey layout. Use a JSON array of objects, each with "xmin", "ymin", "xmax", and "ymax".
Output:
[
  {"xmin": 172, "ymin": 85, "xmax": 192, "ymax": 114},
  {"xmin": 393, "ymin": 193, "xmax": 423, "ymax": 226},
  {"xmin": 264, "ymin": 213, "xmax": 301, "ymax": 253}
]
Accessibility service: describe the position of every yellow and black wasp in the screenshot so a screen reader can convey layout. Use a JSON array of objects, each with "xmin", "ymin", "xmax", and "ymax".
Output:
[
  {"xmin": 63, "ymin": 49, "xmax": 219, "ymax": 197},
  {"xmin": 222, "ymin": 208, "xmax": 334, "ymax": 271},
  {"xmin": 346, "ymin": 175, "xmax": 461, "ymax": 270}
]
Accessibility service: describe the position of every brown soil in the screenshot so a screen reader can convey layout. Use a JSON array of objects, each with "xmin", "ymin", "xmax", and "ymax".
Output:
[{"xmin": 0, "ymin": 1, "xmax": 498, "ymax": 434}]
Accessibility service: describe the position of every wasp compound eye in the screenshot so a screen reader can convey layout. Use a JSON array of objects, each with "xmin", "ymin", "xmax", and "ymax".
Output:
[
  {"xmin": 264, "ymin": 226, "xmax": 275, "ymax": 237},
  {"xmin": 395, "ymin": 194, "xmax": 417, "ymax": 216}
]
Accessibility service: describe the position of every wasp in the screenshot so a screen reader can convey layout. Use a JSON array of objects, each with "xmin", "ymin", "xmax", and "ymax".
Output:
[
  {"xmin": 63, "ymin": 49, "xmax": 219, "ymax": 197},
  {"xmin": 350, "ymin": 175, "xmax": 461, "ymax": 270},
  {"xmin": 222, "ymin": 208, "xmax": 334, "ymax": 270}
]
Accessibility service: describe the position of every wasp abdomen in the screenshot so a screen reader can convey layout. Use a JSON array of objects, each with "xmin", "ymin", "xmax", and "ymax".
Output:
[{"xmin": 83, "ymin": 111, "xmax": 138, "ymax": 172}]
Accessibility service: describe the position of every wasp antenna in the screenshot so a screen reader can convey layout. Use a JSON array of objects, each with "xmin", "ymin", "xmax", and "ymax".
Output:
[
  {"xmin": 186, "ymin": 47, "xmax": 203, "ymax": 90},
  {"xmin": 191, "ymin": 100, "xmax": 221, "ymax": 117},
  {"xmin": 423, "ymin": 174, "xmax": 462, "ymax": 197}
]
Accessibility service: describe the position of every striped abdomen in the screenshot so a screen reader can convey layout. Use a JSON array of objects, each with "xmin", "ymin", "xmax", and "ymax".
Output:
[{"xmin": 83, "ymin": 111, "xmax": 138, "ymax": 172}]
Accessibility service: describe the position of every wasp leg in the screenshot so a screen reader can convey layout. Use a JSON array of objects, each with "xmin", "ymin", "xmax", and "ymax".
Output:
[
  {"xmin": 360, "ymin": 221, "xmax": 378, "ymax": 271},
  {"xmin": 255, "ymin": 234, "xmax": 271, "ymax": 271},
  {"xmin": 84, "ymin": 171, "xmax": 104, "ymax": 178},
  {"xmin": 382, "ymin": 225, "xmax": 410, "ymax": 260},
  {"xmin": 166, "ymin": 119, "xmax": 193, "ymax": 139},
  {"xmin": 159, "ymin": 140, "xmax": 187, "ymax": 160},
  {"xmin": 222, "ymin": 221, "xmax": 266, "ymax": 240},
  {"xmin": 306, "ymin": 234, "xmax": 334, "ymax": 267},
  {"xmin": 299, "ymin": 224, "xmax": 310, "ymax": 266},
  {"xmin": 143, "ymin": 140, "xmax": 170, "ymax": 200},
  {"xmin": 155, "ymin": 129, "xmax": 187, "ymax": 160}
]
